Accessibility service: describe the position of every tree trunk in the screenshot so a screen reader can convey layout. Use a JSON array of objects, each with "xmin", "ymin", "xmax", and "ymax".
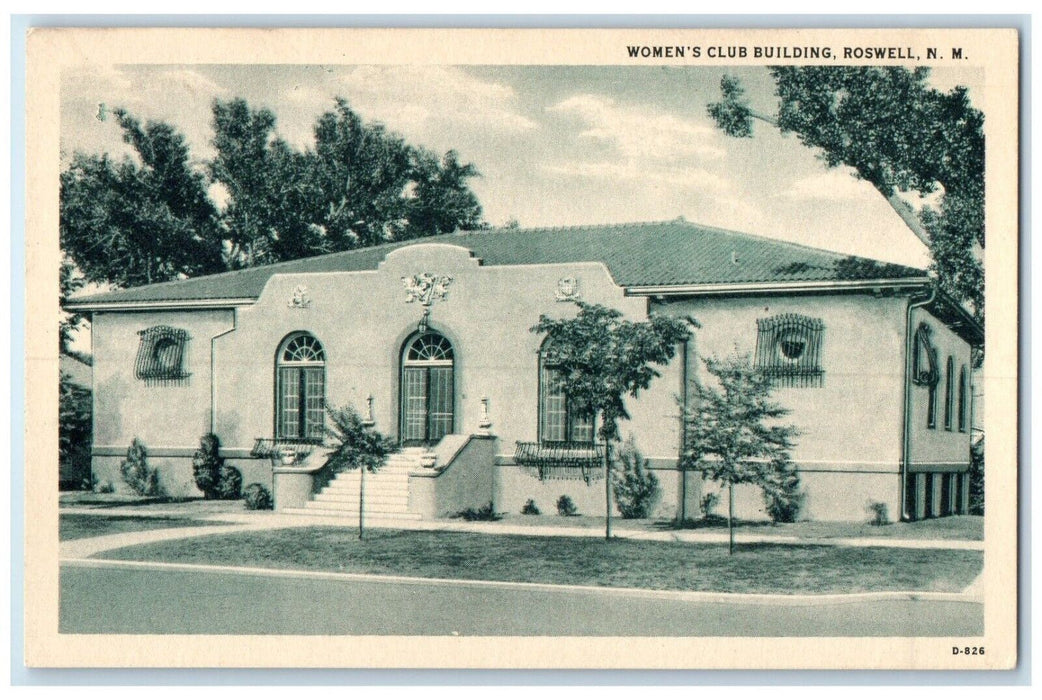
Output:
[
  {"xmin": 728, "ymin": 481, "xmax": 735, "ymax": 555},
  {"xmin": 358, "ymin": 465, "xmax": 366, "ymax": 540},
  {"xmin": 604, "ymin": 442, "xmax": 613, "ymax": 541}
]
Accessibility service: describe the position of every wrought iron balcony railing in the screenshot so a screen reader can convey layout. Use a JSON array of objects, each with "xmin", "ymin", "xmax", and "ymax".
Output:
[{"xmin": 513, "ymin": 441, "xmax": 605, "ymax": 484}]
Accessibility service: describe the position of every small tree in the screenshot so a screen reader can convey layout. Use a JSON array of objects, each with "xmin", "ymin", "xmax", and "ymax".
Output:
[
  {"xmin": 324, "ymin": 404, "xmax": 396, "ymax": 539},
  {"xmin": 531, "ymin": 302, "xmax": 692, "ymax": 539},
  {"xmin": 119, "ymin": 438, "xmax": 164, "ymax": 497},
  {"xmin": 681, "ymin": 353, "xmax": 800, "ymax": 553},
  {"xmin": 612, "ymin": 437, "xmax": 660, "ymax": 519},
  {"xmin": 192, "ymin": 433, "xmax": 223, "ymax": 499},
  {"xmin": 59, "ymin": 370, "xmax": 92, "ymax": 488}
]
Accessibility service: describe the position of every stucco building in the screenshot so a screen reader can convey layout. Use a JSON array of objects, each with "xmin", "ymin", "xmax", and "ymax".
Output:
[{"xmin": 65, "ymin": 219, "xmax": 982, "ymax": 522}]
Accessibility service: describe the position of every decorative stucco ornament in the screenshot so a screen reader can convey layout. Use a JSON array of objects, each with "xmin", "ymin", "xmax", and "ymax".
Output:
[
  {"xmin": 287, "ymin": 285, "xmax": 311, "ymax": 309},
  {"xmin": 402, "ymin": 273, "xmax": 453, "ymax": 307},
  {"xmin": 555, "ymin": 276, "xmax": 581, "ymax": 302}
]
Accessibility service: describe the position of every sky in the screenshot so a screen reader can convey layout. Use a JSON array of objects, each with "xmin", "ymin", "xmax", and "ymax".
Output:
[{"xmin": 60, "ymin": 63, "xmax": 984, "ymax": 271}]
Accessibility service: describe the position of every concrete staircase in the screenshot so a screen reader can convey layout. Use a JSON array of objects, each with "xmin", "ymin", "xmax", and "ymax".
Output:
[{"xmin": 281, "ymin": 449, "xmax": 429, "ymax": 521}]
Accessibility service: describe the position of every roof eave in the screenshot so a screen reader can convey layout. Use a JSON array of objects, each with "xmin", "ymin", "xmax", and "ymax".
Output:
[
  {"xmin": 624, "ymin": 277, "xmax": 934, "ymax": 297},
  {"xmin": 63, "ymin": 297, "xmax": 257, "ymax": 313},
  {"xmin": 924, "ymin": 289, "xmax": 985, "ymax": 347}
]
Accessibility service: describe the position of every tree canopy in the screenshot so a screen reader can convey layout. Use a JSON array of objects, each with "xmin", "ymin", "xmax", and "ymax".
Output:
[
  {"xmin": 531, "ymin": 302, "xmax": 692, "ymax": 539},
  {"xmin": 60, "ymin": 109, "xmax": 226, "ymax": 287},
  {"xmin": 708, "ymin": 67, "xmax": 984, "ymax": 318},
  {"xmin": 61, "ymin": 98, "xmax": 487, "ymax": 286},
  {"xmin": 531, "ymin": 303, "xmax": 693, "ymax": 444}
]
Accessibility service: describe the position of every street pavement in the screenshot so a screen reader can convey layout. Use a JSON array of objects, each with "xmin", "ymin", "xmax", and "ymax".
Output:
[{"xmin": 60, "ymin": 560, "xmax": 983, "ymax": 637}]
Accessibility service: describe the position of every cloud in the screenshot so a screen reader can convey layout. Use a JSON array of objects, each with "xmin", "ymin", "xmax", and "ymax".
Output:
[
  {"xmin": 782, "ymin": 170, "xmax": 880, "ymax": 202},
  {"xmin": 548, "ymin": 93, "xmax": 725, "ymax": 163},
  {"xmin": 543, "ymin": 159, "xmax": 732, "ymax": 193},
  {"xmin": 333, "ymin": 66, "xmax": 537, "ymax": 137}
]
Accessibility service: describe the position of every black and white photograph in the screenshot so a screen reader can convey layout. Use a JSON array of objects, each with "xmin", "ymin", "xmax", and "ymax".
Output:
[{"xmin": 23, "ymin": 26, "xmax": 1019, "ymax": 669}]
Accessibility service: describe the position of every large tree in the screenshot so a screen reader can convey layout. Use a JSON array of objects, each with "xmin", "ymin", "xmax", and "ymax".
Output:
[
  {"xmin": 708, "ymin": 67, "xmax": 984, "ymax": 318},
  {"xmin": 62, "ymin": 99, "xmax": 487, "ymax": 289},
  {"xmin": 211, "ymin": 97, "xmax": 487, "ymax": 265},
  {"xmin": 60, "ymin": 109, "xmax": 225, "ymax": 287},
  {"xmin": 531, "ymin": 303, "xmax": 692, "ymax": 539},
  {"xmin": 209, "ymin": 99, "xmax": 322, "ymax": 267}
]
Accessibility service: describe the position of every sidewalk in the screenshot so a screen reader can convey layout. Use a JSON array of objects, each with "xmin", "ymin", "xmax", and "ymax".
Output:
[{"xmin": 60, "ymin": 504, "xmax": 985, "ymax": 557}]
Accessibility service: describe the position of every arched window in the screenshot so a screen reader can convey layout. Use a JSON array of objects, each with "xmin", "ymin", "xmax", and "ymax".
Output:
[
  {"xmin": 400, "ymin": 332, "xmax": 455, "ymax": 445},
  {"xmin": 539, "ymin": 340, "xmax": 594, "ymax": 444},
  {"xmin": 958, "ymin": 365, "xmax": 969, "ymax": 432},
  {"xmin": 276, "ymin": 333, "xmax": 326, "ymax": 441},
  {"xmin": 944, "ymin": 356, "xmax": 955, "ymax": 431}
]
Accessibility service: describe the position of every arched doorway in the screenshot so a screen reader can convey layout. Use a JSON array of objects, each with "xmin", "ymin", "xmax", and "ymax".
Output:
[{"xmin": 400, "ymin": 332, "xmax": 455, "ymax": 445}]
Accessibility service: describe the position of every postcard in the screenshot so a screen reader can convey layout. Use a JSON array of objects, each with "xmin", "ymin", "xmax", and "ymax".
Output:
[{"xmin": 24, "ymin": 25, "xmax": 1018, "ymax": 669}]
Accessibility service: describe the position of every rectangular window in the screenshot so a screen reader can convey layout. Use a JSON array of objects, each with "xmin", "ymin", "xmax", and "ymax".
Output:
[
  {"xmin": 944, "ymin": 357, "xmax": 954, "ymax": 431},
  {"xmin": 540, "ymin": 365, "xmax": 593, "ymax": 443},
  {"xmin": 754, "ymin": 314, "xmax": 824, "ymax": 388},
  {"xmin": 958, "ymin": 367, "xmax": 968, "ymax": 432}
]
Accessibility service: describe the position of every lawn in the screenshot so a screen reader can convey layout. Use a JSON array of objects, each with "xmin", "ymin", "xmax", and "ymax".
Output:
[
  {"xmin": 98, "ymin": 527, "xmax": 982, "ymax": 594},
  {"xmin": 664, "ymin": 515, "xmax": 985, "ymax": 541},
  {"xmin": 491, "ymin": 514, "xmax": 984, "ymax": 541},
  {"xmin": 60, "ymin": 514, "xmax": 232, "ymax": 541}
]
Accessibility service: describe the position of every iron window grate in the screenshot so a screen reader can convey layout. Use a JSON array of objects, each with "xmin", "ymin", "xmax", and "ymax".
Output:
[
  {"xmin": 754, "ymin": 314, "xmax": 824, "ymax": 388},
  {"xmin": 135, "ymin": 326, "xmax": 189, "ymax": 382}
]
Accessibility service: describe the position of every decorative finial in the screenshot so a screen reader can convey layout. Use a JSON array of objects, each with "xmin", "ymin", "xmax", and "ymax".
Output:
[
  {"xmin": 478, "ymin": 396, "xmax": 492, "ymax": 436},
  {"xmin": 362, "ymin": 394, "xmax": 375, "ymax": 427}
]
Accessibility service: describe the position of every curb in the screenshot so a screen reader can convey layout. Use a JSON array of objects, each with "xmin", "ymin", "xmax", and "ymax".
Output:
[{"xmin": 62, "ymin": 557, "xmax": 985, "ymax": 607}]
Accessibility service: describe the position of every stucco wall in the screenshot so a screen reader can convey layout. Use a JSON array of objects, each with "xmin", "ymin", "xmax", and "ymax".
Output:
[
  {"xmin": 907, "ymin": 306, "xmax": 974, "ymax": 471},
  {"xmin": 211, "ymin": 243, "xmax": 652, "ymax": 453},
  {"xmin": 91, "ymin": 309, "xmax": 235, "ymax": 451},
  {"xmin": 655, "ymin": 293, "xmax": 909, "ymax": 471}
]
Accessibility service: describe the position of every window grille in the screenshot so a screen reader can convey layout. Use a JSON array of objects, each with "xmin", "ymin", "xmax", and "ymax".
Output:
[
  {"xmin": 134, "ymin": 326, "xmax": 189, "ymax": 382},
  {"xmin": 276, "ymin": 332, "xmax": 326, "ymax": 442},
  {"xmin": 754, "ymin": 314, "xmax": 824, "ymax": 388},
  {"xmin": 912, "ymin": 324, "xmax": 939, "ymax": 386},
  {"xmin": 911, "ymin": 323, "xmax": 940, "ymax": 429}
]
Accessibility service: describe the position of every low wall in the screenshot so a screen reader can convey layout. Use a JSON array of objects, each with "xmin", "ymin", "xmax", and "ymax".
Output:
[{"xmin": 409, "ymin": 436, "xmax": 496, "ymax": 518}]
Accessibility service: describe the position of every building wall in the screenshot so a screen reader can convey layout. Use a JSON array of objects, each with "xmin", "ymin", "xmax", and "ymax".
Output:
[
  {"xmin": 653, "ymin": 293, "xmax": 910, "ymax": 521},
  {"xmin": 907, "ymin": 306, "xmax": 975, "ymax": 471}
]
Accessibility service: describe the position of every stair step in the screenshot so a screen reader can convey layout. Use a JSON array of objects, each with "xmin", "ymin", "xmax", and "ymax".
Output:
[
  {"xmin": 281, "ymin": 507, "xmax": 422, "ymax": 521},
  {"xmin": 314, "ymin": 493, "xmax": 409, "ymax": 505},
  {"xmin": 304, "ymin": 499, "xmax": 408, "ymax": 510}
]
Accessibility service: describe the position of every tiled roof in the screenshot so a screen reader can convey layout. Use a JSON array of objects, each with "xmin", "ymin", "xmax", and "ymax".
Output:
[{"xmin": 67, "ymin": 219, "xmax": 928, "ymax": 305}]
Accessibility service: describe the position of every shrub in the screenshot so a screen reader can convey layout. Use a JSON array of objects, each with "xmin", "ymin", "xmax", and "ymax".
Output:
[
  {"xmin": 521, "ymin": 499, "xmax": 540, "ymax": 515},
  {"xmin": 242, "ymin": 483, "xmax": 273, "ymax": 510},
  {"xmin": 216, "ymin": 465, "xmax": 243, "ymax": 500},
  {"xmin": 556, "ymin": 494, "xmax": 578, "ymax": 517},
  {"xmin": 969, "ymin": 437, "xmax": 984, "ymax": 515},
  {"xmin": 611, "ymin": 438, "xmax": 660, "ymax": 519},
  {"xmin": 867, "ymin": 501, "xmax": 890, "ymax": 526},
  {"xmin": 191, "ymin": 433, "xmax": 223, "ymax": 498},
  {"xmin": 119, "ymin": 438, "xmax": 164, "ymax": 496},
  {"xmin": 454, "ymin": 502, "xmax": 503, "ymax": 521},
  {"xmin": 700, "ymin": 491, "xmax": 720, "ymax": 519},
  {"xmin": 762, "ymin": 460, "xmax": 803, "ymax": 523},
  {"xmin": 192, "ymin": 433, "xmax": 242, "ymax": 500}
]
